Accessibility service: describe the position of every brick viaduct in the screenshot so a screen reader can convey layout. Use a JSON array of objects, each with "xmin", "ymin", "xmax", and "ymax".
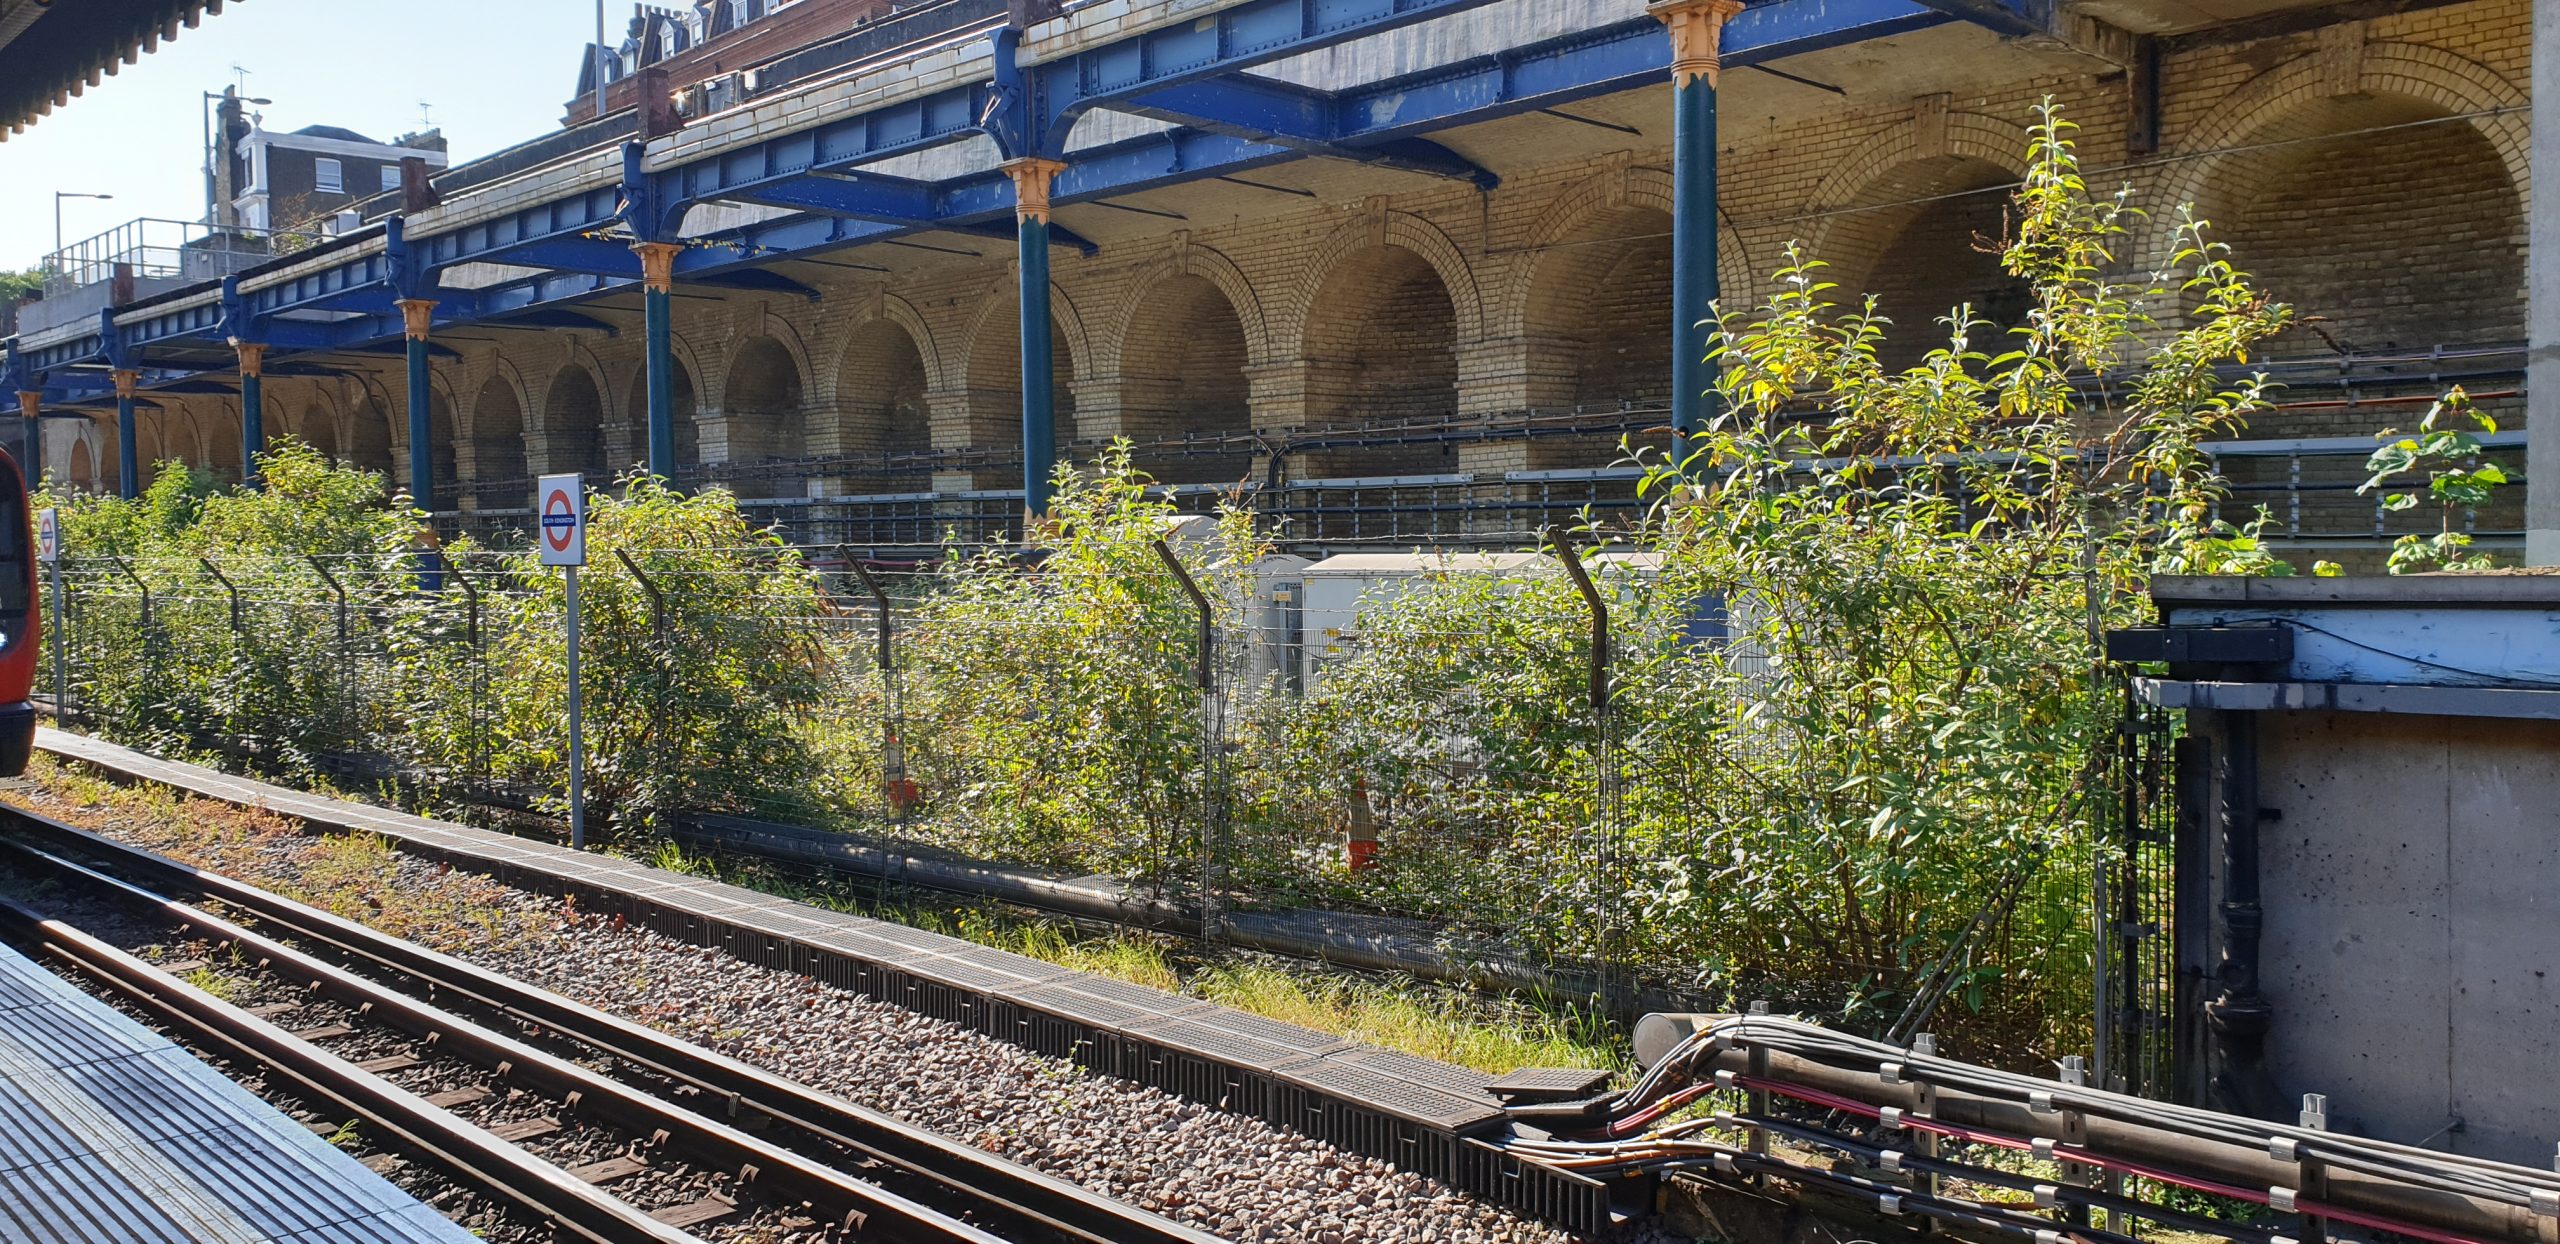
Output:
[{"xmin": 53, "ymin": 0, "xmax": 2532, "ymax": 543}]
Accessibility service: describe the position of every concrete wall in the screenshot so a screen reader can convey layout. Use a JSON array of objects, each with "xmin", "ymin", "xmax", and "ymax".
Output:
[{"xmin": 2206, "ymin": 708, "xmax": 2560, "ymax": 1166}]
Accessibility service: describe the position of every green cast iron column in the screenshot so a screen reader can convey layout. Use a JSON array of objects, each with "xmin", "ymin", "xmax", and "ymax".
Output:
[
  {"xmin": 1003, "ymin": 158, "xmax": 1067, "ymax": 526},
  {"xmin": 1654, "ymin": 0, "xmax": 1742, "ymax": 476}
]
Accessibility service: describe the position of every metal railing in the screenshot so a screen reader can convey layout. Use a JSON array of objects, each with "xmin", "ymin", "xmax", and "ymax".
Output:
[
  {"xmin": 2202, "ymin": 428, "xmax": 2528, "ymax": 547},
  {"xmin": 41, "ymin": 217, "xmax": 332, "ymax": 298}
]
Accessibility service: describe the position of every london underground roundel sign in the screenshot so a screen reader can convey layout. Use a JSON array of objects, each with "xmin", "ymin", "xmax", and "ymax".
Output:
[{"xmin": 536, "ymin": 474, "xmax": 586, "ymax": 567}]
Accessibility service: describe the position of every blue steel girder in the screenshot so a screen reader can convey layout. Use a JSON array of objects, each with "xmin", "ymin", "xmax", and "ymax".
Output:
[
  {"xmin": 725, "ymin": 172, "xmax": 940, "ymax": 222},
  {"xmin": 1113, "ymin": 78, "xmax": 1496, "ymax": 187},
  {"xmin": 639, "ymin": 86, "xmax": 992, "ymax": 236},
  {"xmin": 119, "ymin": 299, "xmax": 227, "ymax": 354},
  {"xmin": 1339, "ymin": 0, "xmax": 1954, "ymax": 141},
  {"xmin": 1022, "ymin": 0, "xmax": 1515, "ymax": 154},
  {"xmin": 21, "ymin": 0, "xmax": 1963, "ymax": 397},
  {"xmin": 1907, "ymin": 0, "xmax": 2047, "ymax": 38},
  {"xmin": 242, "ymin": 251, "xmax": 400, "ymax": 319},
  {"xmin": 675, "ymin": 0, "xmax": 1514, "ymax": 221}
]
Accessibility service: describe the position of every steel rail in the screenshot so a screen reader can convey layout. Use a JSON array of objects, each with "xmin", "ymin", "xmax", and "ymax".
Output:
[
  {"xmin": 0, "ymin": 829, "xmax": 1013, "ymax": 1244},
  {"xmin": 0, "ymin": 891, "xmax": 707, "ymax": 1244},
  {"xmin": 0, "ymin": 806, "xmax": 1223, "ymax": 1244}
]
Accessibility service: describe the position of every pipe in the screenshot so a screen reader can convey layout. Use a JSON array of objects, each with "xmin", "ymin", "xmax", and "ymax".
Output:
[
  {"xmin": 1637, "ymin": 1018, "xmax": 2559, "ymax": 1243},
  {"xmin": 2204, "ymin": 709, "xmax": 2280, "ymax": 1120}
]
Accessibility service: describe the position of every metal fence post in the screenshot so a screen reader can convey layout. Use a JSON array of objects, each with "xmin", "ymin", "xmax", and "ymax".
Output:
[
  {"xmin": 1151, "ymin": 538, "xmax": 1222, "ymax": 937},
  {"xmin": 613, "ymin": 546, "xmax": 671, "ymax": 825},
  {"xmin": 106, "ymin": 556, "xmax": 151, "ymax": 724},
  {"xmin": 1548, "ymin": 524, "xmax": 1621, "ymax": 1014},
  {"xmin": 307, "ymin": 556, "xmax": 349, "ymax": 646},
  {"xmin": 448, "ymin": 561, "xmax": 481, "ymax": 648},
  {"xmin": 844, "ymin": 554, "xmax": 909, "ymax": 822},
  {"xmin": 446, "ymin": 561, "xmax": 489, "ymax": 814},
  {"xmin": 46, "ymin": 556, "xmax": 65, "ymax": 724},
  {"xmin": 198, "ymin": 556, "xmax": 243, "ymax": 634}
]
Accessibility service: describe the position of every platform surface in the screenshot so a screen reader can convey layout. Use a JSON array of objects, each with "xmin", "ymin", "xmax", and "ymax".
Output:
[{"xmin": 0, "ymin": 940, "xmax": 475, "ymax": 1244}]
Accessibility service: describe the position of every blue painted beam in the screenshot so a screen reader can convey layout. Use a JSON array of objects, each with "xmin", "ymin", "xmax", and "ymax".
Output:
[
  {"xmin": 1116, "ymin": 77, "xmax": 1498, "ymax": 187},
  {"xmin": 1026, "ymin": 0, "xmax": 1517, "ymax": 151},
  {"xmin": 1907, "ymin": 0, "xmax": 2046, "ymax": 37},
  {"xmin": 640, "ymin": 85, "xmax": 994, "ymax": 237},
  {"xmin": 484, "ymin": 309, "xmax": 618, "ymax": 335},
  {"xmin": 725, "ymin": 172, "xmax": 940, "ymax": 221},
  {"xmin": 1340, "ymin": 0, "xmax": 1953, "ymax": 141},
  {"xmin": 415, "ymin": 184, "xmax": 627, "ymax": 269},
  {"xmin": 12, "ymin": 0, "xmax": 1958, "ymax": 399}
]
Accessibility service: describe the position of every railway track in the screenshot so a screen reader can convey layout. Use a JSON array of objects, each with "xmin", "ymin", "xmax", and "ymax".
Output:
[{"xmin": 0, "ymin": 805, "xmax": 1221, "ymax": 1244}]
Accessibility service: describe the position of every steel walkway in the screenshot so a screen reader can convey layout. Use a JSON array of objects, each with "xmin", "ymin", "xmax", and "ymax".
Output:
[{"xmin": 0, "ymin": 938, "xmax": 474, "ymax": 1244}]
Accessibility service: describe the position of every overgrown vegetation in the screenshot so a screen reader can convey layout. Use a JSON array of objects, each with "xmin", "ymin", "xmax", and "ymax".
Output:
[{"xmin": 37, "ymin": 101, "xmax": 2491, "ymax": 1070}]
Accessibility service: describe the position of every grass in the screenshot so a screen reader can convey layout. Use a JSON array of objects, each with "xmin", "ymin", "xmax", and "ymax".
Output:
[
  {"xmin": 180, "ymin": 965, "xmax": 240, "ymax": 1003},
  {"xmin": 643, "ymin": 840, "xmax": 1629, "ymax": 1078},
  {"xmin": 19, "ymin": 756, "xmax": 1628, "ymax": 1080},
  {"xmin": 7, "ymin": 754, "xmax": 558, "ymax": 962}
]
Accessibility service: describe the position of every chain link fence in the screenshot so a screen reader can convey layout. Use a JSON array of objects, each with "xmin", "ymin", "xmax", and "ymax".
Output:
[{"xmin": 35, "ymin": 520, "xmax": 2148, "ymax": 1077}]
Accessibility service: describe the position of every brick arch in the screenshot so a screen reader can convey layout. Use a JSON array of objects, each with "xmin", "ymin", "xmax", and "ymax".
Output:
[
  {"xmin": 961, "ymin": 281, "xmax": 1089, "ymax": 452},
  {"xmin": 67, "ymin": 438, "xmax": 94, "ymax": 492},
  {"xmin": 2153, "ymin": 42, "xmax": 2529, "ymax": 247},
  {"xmin": 831, "ymin": 305, "xmax": 935, "ymax": 482},
  {"xmin": 346, "ymin": 384, "xmax": 395, "ymax": 477},
  {"xmin": 619, "ymin": 340, "xmax": 703, "ymax": 474},
  {"xmin": 533, "ymin": 340, "xmax": 614, "ymax": 434},
  {"xmin": 1800, "ymin": 111, "xmax": 2032, "ymax": 285},
  {"xmin": 825, "ymin": 294, "xmax": 940, "ymax": 403},
  {"xmin": 721, "ymin": 332, "xmax": 808, "ymax": 489},
  {"xmin": 1281, "ymin": 209, "xmax": 1482, "ymax": 359},
  {"xmin": 463, "ymin": 359, "xmax": 529, "ymax": 441},
  {"xmin": 720, "ymin": 311, "xmax": 814, "ymax": 407},
  {"xmin": 956, "ymin": 281, "xmax": 1090, "ymax": 392},
  {"xmin": 468, "ymin": 363, "xmax": 531, "ymax": 496},
  {"xmin": 1495, "ymin": 167, "xmax": 1749, "ymax": 341},
  {"xmin": 2161, "ymin": 43, "xmax": 2527, "ymax": 358},
  {"xmin": 539, "ymin": 358, "xmax": 610, "ymax": 479},
  {"xmin": 297, "ymin": 400, "xmax": 340, "ymax": 461},
  {"xmin": 1099, "ymin": 241, "xmax": 1268, "ymax": 375}
]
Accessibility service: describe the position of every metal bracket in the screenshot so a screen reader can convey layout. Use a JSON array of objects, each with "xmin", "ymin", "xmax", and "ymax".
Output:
[{"xmin": 2104, "ymin": 625, "xmax": 2293, "ymax": 665}]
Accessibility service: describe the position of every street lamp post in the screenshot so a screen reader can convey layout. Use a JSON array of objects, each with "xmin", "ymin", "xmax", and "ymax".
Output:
[
  {"xmin": 51, "ymin": 192, "xmax": 113, "ymax": 284},
  {"xmin": 202, "ymin": 89, "xmax": 272, "ymax": 230}
]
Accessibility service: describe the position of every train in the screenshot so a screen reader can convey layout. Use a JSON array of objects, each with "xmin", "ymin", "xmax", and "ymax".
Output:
[{"xmin": 0, "ymin": 446, "xmax": 35, "ymax": 776}]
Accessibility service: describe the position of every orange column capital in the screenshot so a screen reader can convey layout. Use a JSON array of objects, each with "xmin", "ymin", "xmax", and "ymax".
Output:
[
  {"xmin": 395, "ymin": 298, "xmax": 438, "ymax": 341},
  {"xmin": 1000, "ymin": 157, "xmax": 1071, "ymax": 226},
  {"xmin": 16, "ymin": 391, "xmax": 37, "ymax": 421},
  {"xmin": 235, "ymin": 342, "xmax": 267, "ymax": 378},
  {"xmin": 633, "ymin": 241, "xmax": 683, "ymax": 294},
  {"xmin": 1648, "ymin": 0, "xmax": 1747, "ymax": 89},
  {"xmin": 111, "ymin": 370, "xmax": 139, "ymax": 400}
]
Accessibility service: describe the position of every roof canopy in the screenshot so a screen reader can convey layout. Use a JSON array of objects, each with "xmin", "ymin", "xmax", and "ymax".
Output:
[{"xmin": 0, "ymin": 0, "xmax": 230, "ymax": 139}]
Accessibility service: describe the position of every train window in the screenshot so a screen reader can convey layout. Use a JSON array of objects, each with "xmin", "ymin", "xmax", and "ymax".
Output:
[{"xmin": 0, "ymin": 454, "xmax": 27, "ymax": 651}]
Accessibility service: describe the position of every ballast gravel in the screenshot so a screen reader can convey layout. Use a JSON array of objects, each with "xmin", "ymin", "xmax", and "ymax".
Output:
[{"xmin": 49, "ymin": 797, "xmax": 1677, "ymax": 1244}]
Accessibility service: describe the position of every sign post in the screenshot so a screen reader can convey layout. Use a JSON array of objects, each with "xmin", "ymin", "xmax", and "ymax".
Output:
[
  {"xmin": 537, "ymin": 475, "xmax": 588, "ymax": 849},
  {"xmin": 36, "ymin": 507, "xmax": 59, "ymax": 720}
]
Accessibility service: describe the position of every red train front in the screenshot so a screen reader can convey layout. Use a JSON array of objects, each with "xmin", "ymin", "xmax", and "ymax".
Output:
[{"xmin": 0, "ymin": 447, "xmax": 38, "ymax": 776}]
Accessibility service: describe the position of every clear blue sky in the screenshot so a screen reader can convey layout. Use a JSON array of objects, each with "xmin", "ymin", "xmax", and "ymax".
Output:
[{"xmin": 0, "ymin": 0, "xmax": 607, "ymax": 271}]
